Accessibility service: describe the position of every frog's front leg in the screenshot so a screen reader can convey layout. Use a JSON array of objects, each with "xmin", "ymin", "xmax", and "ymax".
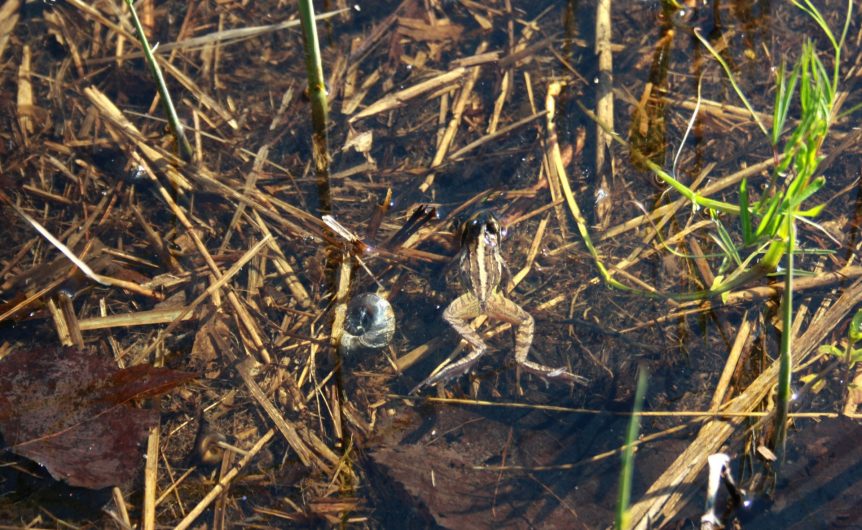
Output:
[
  {"xmin": 410, "ymin": 293, "xmax": 487, "ymax": 393},
  {"xmin": 488, "ymin": 296, "xmax": 589, "ymax": 386}
]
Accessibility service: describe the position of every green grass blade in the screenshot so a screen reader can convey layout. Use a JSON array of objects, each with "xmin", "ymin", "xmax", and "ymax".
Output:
[
  {"xmin": 740, "ymin": 178, "xmax": 752, "ymax": 244},
  {"xmin": 793, "ymin": 0, "xmax": 839, "ymax": 52},
  {"xmin": 711, "ymin": 212, "xmax": 742, "ymax": 267},
  {"xmin": 642, "ymin": 159, "xmax": 739, "ymax": 214},
  {"xmin": 616, "ymin": 367, "xmax": 648, "ymax": 530},
  {"xmin": 693, "ymin": 28, "xmax": 768, "ymax": 138},
  {"xmin": 124, "ymin": 0, "xmax": 194, "ymax": 161},
  {"xmin": 755, "ymin": 193, "xmax": 782, "ymax": 238},
  {"xmin": 788, "ymin": 177, "xmax": 825, "ymax": 209},
  {"xmin": 298, "ymin": 0, "xmax": 328, "ymax": 131},
  {"xmin": 772, "ymin": 60, "xmax": 800, "ymax": 147},
  {"xmin": 796, "ymin": 203, "xmax": 825, "ymax": 218}
]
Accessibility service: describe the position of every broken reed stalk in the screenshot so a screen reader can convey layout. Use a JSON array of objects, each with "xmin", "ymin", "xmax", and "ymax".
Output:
[
  {"xmin": 123, "ymin": 0, "xmax": 194, "ymax": 161},
  {"xmin": 594, "ymin": 0, "xmax": 613, "ymax": 172},
  {"xmin": 143, "ymin": 424, "xmax": 159, "ymax": 530},
  {"xmin": 297, "ymin": 0, "xmax": 332, "ymax": 214}
]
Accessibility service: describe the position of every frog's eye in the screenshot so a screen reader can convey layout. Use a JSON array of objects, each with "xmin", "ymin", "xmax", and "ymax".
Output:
[{"xmin": 484, "ymin": 215, "xmax": 504, "ymax": 238}]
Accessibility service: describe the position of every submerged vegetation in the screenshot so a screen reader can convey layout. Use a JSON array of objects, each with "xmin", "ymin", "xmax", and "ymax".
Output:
[{"xmin": 0, "ymin": 0, "xmax": 860, "ymax": 528}]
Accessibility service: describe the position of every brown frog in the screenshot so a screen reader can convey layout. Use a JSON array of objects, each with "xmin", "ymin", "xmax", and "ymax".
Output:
[{"xmin": 412, "ymin": 210, "xmax": 587, "ymax": 392}]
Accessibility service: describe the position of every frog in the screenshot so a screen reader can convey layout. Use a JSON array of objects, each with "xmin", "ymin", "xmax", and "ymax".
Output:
[{"xmin": 411, "ymin": 209, "xmax": 588, "ymax": 393}]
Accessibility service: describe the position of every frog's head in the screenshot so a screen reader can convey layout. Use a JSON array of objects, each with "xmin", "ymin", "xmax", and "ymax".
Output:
[{"xmin": 459, "ymin": 209, "xmax": 503, "ymax": 251}]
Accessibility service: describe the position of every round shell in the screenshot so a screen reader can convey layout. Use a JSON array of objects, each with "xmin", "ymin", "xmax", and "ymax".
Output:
[{"xmin": 340, "ymin": 293, "xmax": 396, "ymax": 353}]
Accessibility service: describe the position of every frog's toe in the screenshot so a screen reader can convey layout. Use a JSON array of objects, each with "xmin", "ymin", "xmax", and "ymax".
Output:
[
  {"xmin": 409, "ymin": 364, "xmax": 466, "ymax": 394},
  {"xmin": 519, "ymin": 361, "xmax": 589, "ymax": 386}
]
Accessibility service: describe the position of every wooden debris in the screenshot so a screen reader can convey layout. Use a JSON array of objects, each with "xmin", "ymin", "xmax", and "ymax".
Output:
[
  {"xmin": 349, "ymin": 67, "xmax": 467, "ymax": 122},
  {"xmin": 0, "ymin": 1, "xmax": 859, "ymax": 527}
]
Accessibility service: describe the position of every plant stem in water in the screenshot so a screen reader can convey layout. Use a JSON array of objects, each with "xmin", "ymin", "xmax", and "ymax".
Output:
[
  {"xmin": 297, "ymin": 0, "xmax": 332, "ymax": 215},
  {"xmin": 124, "ymin": 0, "xmax": 194, "ymax": 162}
]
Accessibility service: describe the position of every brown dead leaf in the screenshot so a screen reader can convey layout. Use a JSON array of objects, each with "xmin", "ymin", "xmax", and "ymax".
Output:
[
  {"xmin": 190, "ymin": 313, "xmax": 231, "ymax": 378},
  {"xmin": 0, "ymin": 346, "xmax": 195, "ymax": 489}
]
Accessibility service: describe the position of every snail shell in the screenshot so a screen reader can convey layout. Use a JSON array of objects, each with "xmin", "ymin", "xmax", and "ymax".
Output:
[{"xmin": 340, "ymin": 293, "xmax": 395, "ymax": 353}]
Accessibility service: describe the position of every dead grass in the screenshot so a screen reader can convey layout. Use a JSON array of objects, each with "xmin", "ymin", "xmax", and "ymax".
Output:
[{"xmin": 0, "ymin": 0, "xmax": 860, "ymax": 528}]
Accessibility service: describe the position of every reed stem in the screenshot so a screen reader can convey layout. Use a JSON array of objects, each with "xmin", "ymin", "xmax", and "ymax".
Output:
[
  {"xmin": 297, "ymin": 0, "xmax": 332, "ymax": 214},
  {"xmin": 124, "ymin": 0, "xmax": 194, "ymax": 162}
]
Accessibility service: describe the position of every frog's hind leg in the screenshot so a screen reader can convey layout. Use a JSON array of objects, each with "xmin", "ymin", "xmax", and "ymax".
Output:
[
  {"xmin": 489, "ymin": 296, "xmax": 588, "ymax": 386},
  {"xmin": 410, "ymin": 293, "xmax": 486, "ymax": 393}
]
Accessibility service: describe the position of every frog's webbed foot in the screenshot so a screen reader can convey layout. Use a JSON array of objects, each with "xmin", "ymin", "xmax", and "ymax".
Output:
[
  {"xmin": 518, "ymin": 360, "xmax": 589, "ymax": 387},
  {"xmin": 409, "ymin": 345, "xmax": 487, "ymax": 394},
  {"xmin": 486, "ymin": 297, "xmax": 587, "ymax": 387}
]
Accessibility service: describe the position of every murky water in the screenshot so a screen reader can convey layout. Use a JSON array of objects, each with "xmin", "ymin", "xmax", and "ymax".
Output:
[{"xmin": 1, "ymin": 0, "xmax": 860, "ymax": 528}]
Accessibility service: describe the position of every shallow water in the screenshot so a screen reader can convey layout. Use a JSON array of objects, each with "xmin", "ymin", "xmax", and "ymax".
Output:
[{"xmin": 0, "ymin": 0, "xmax": 860, "ymax": 528}]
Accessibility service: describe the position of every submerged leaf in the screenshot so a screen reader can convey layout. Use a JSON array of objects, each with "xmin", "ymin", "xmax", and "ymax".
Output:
[{"xmin": 0, "ymin": 346, "xmax": 194, "ymax": 489}]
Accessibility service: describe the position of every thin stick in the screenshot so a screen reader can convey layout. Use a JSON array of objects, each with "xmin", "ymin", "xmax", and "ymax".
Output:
[
  {"xmin": 78, "ymin": 308, "xmax": 192, "ymax": 331},
  {"xmin": 6, "ymin": 201, "xmax": 106, "ymax": 286},
  {"xmin": 173, "ymin": 429, "xmax": 276, "ymax": 530},
  {"xmin": 420, "ymin": 42, "xmax": 488, "ymax": 192},
  {"xmin": 546, "ymin": 82, "xmax": 624, "ymax": 290},
  {"xmin": 97, "ymin": 10, "xmax": 348, "ymax": 60},
  {"xmin": 142, "ymin": 424, "xmax": 159, "ymax": 530},
  {"xmin": 129, "ymin": 235, "xmax": 272, "ymax": 364},
  {"xmin": 235, "ymin": 357, "xmax": 328, "ymax": 471},
  {"xmin": 448, "ymin": 110, "xmax": 547, "ymax": 161},
  {"xmin": 511, "ymin": 214, "xmax": 549, "ymax": 286},
  {"xmin": 112, "ymin": 487, "xmax": 132, "ymax": 530},
  {"xmin": 710, "ymin": 311, "xmax": 753, "ymax": 411},
  {"xmin": 399, "ymin": 395, "xmax": 861, "ymax": 419},
  {"xmin": 349, "ymin": 67, "xmax": 467, "ymax": 122},
  {"xmin": 129, "ymin": 152, "xmax": 273, "ymax": 363},
  {"xmin": 476, "ymin": 424, "xmax": 691, "ymax": 472}
]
